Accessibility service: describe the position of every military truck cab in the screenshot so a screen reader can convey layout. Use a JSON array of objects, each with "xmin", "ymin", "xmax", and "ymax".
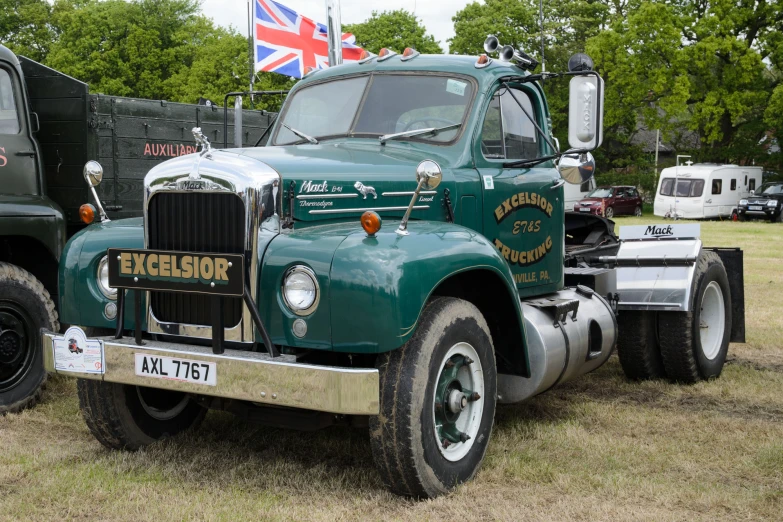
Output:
[{"xmin": 41, "ymin": 41, "xmax": 744, "ymax": 498}]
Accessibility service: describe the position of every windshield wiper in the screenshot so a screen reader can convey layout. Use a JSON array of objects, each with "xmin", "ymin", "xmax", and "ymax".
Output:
[
  {"xmin": 503, "ymin": 154, "xmax": 559, "ymax": 169},
  {"xmin": 282, "ymin": 123, "xmax": 318, "ymax": 144},
  {"xmin": 379, "ymin": 123, "xmax": 461, "ymax": 144}
]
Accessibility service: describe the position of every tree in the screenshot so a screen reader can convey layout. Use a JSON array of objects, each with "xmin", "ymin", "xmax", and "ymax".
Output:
[
  {"xmin": 344, "ymin": 10, "xmax": 442, "ymax": 55},
  {"xmin": 0, "ymin": 0, "xmax": 56, "ymax": 61}
]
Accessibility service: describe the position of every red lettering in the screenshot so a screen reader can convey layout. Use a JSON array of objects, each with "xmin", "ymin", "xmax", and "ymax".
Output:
[
  {"xmin": 143, "ymin": 143, "xmax": 151, "ymax": 156},
  {"xmin": 0, "ymin": 147, "xmax": 6, "ymax": 167}
]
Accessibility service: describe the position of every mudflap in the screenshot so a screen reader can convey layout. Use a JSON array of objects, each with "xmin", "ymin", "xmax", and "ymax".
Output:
[{"xmin": 706, "ymin": 247, "xmax": 745, "ymax": 343}]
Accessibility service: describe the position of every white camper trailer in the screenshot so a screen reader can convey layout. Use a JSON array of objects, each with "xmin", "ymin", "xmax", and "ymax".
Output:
[
  {"xmin": 654, "ymin": 164, "xmax": 763, "ymax": 219},
  {"xmin": 564, "ymin": 177, "xmax": 596, "ymax": 209}
]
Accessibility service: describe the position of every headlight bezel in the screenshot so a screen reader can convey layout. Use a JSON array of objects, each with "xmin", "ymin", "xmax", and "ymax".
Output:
[
  {"xmin": 96, "ymin": 255, "xmax": 117, "ymax": 300},
  {"xmin": 739, "ymin": 199, "xmax": 748, "ymax": 206},
  {"xmin": 767, "ymin": 199, "xmax": 778, "ymax": 207},
  {"xmin": 281, "ymin": 265, "xmax": 320, "ymax": 316}
]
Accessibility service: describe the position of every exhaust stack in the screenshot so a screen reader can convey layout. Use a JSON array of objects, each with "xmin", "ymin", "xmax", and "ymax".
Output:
[{"xmin": 326, "ymin": 0, "xmax": 342, "ymax": 66}]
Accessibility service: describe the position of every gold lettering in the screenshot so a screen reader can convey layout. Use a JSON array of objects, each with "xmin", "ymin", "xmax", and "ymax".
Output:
[
  {"xmin": 214, "ymin": 258, "xmax": 229, "ymax": 281},
  {"xmin": 132, "ymin": 253, "xmax": 146, "ymax": 275},
  {"xmin": 537, "ymin": 243, "xmax": 546, "ymax": 258},
  {"xmin": 159, "ymin": 255, "xmax": 171, "ymax": 277},
  {"xmin": 494, "ymin": 206, "xmax": 504, "ymax": 222},
  {"xmin": 200, "ymin": 257, "xmax": 214, "ymax": 279},
  {"xmin": 120, "ymin": 253, "xmax": 132, "ymax": 275},
  {"xmin": 494, "ymin": 239, "xmax": 503, "ymax": 250},
  {"xmin": 510, "ymin": 250, "xmax": 519, "ymax": 263},
  {"xmin": 193, "ymin": 256, "xmax": 200, "ymax": 278},
  {"xmin": 545, "ymin": 235, "xmax": 553, "ymax": 249},
  {"xmin": 181, "ymin": 256, "xmax": 193, "ymax": 278},
  {"xmin": 546, "ymin": 203, "xmax": 553, "ymax": 216},
  {"xmin": 171, "ymin": 255, "xmax": 181, "ymax": 277},
  {"xmin": 530, "ymin": 192, "xmax": 537, "ymax": 206},
  {"xmin": 147, "ymin": 254, "xmax": 158, "ymax": 276},
  {"xmin": 511, "ymin": 194, "xmax": 519, "ymax": 208},
  {"xmin": 501, "ymin": 245, "xmax": 511, "ymax": 260}
]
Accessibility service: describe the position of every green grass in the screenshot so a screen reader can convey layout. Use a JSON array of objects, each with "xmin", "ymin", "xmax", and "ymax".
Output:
[{"xmin": 1, "ymin": 217, "xmax": 782, "ymax": 521}]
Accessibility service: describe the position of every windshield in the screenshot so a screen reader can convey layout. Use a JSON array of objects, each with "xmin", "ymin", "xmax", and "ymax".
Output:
[
  {"xmin": 587, "ymin": 188, "xmax": 613, "ymax": 198},
  {"xmin": 273, "ymin": 74, "xmax": 475, "ymax": 145},
  {"xmin": 760, "ymin": 183, "xmax": 783, "ymax": 195}
]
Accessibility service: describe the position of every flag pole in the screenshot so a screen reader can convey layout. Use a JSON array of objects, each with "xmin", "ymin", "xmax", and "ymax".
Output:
[
  {"xmin": 326, "ymin": 0, "xmax": 342, "ymax": 66},
  {"xmin": 247, "ymin": 0, "xmax": 255, "ymax": 105}
]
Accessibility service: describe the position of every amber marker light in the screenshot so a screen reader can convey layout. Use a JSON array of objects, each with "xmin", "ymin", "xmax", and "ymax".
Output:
[
  {"xmin": 476, "ymin": 54, "xmax": 490, "ymax": 66},
  {"xmin": 79, "ymin": 203, "xmax": 96, "ymax": 224},
  {"xmin": 378, "ymin": 48, "xmax": 390, "ymax": 58},
  {"xmin": 361, "ymin": 211, "xmax": 382, "ymax": 237}
]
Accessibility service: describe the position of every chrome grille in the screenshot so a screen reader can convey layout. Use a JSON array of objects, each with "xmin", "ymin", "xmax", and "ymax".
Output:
[{"xmin": 147, "ymin": 192, "xmax": 246, "ymax": 327}]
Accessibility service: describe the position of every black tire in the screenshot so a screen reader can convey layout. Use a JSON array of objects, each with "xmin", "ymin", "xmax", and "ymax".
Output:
[
  {"xmin": 658, "ymin": 251, "xmax": 732, "ymax": 383},
  {"xmin": 369, "ymin": 297, "xmax": 497, "ymax": 499},
  {"xmin": 0, "ymin": 263, "xmax": 59, "ymax": 414},
  {"xmin": 605, "ymin": 206, "xmax": 614, "ymax": 219},
  {"xmin": 77, "ymin": 379, "xmax": 206, "ymax": 450},
  {"xmin": 617, "ymin": 311, "xmax": 665, "ymax": 380},
  {"xmin": 634, "ymin": 206, "xmax": 643, "ymax": 217}
]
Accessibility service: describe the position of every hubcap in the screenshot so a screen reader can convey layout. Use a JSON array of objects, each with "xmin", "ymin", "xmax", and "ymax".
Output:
[
  {"xmin": 433, "ymin": 342, "xmax": 484, "ymax": 462},
  {"xmin": 136, "ymin": 387, "xmax": 190, "ymax": 421},
  {"xmin": 0, "ymin": 305, "xmax": 34, "ymax": 392},
  {"xmin": 699, "ymin": 281, "xmax": 725, "ymax": 360}
]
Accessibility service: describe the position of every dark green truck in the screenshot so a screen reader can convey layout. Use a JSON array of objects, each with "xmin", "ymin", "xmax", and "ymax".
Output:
[
  {"xmin": 0, "ymin": 44, "xmax": 273, "ymax": 413},
  {"xmin": 40, "ymin": 41, "xmax": 744, "ymax": 498}
]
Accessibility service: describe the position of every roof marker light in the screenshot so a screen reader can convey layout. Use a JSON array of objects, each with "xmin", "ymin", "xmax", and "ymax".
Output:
[
  {"xmin": 400, "ymin": 47, "xmax": 420, "ymax": 61},
  {"xmin": 475, "ymin": 54, "xmax": 492, "ymax": 69},
  {"xmin": 377, "ymin": 48, "xmax": 397, "ymax": 62},
  {"xmin": 358, "ymin": 49, "xmax": 376, "ymax": 64}
]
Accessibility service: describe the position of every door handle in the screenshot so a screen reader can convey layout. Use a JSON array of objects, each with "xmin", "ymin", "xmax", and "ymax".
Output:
[
  {"xmin": 15, "ymin": 150, "xmax": 36, "ymax": 157},
  {"xmin": 550, "ymin": 179, "xmax": 566, "ymax": 190},
  {"xmin": 705, "ymin": 199, "xmax": 712, "ymax": 203}
]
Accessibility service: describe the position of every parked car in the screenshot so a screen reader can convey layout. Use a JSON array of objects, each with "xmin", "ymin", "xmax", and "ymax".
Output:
[
  {"xmin": 574, "ymin": 185, "xmax": 643, "ymax": 218},
  {"xmin": 737, "ymin": 181, "xmax": 783, "ymax": 222}
]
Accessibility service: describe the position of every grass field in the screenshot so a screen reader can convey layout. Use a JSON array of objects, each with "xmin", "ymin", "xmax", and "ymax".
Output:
[{"xmin": 1, "ymin": 216, "xmax": 782, "ymax": 521}]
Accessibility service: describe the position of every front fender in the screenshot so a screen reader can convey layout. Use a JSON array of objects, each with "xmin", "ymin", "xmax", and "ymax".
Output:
[
  {"xmin": 329, "ymin": 221, "xmax": 523, "ymax": 353},
  {"xmin": 59, "ymin": 218, "xmax": 145, "ymax": 328}
]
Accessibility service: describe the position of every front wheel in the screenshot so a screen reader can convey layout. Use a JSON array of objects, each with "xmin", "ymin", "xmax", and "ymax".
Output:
[
  {"xmin": 604, "ymin": 206, "xmax": 614, "ymax": 219},
  {"xmin": 369, "ymin": 297, "xmax": 497, "ymax": 498}
]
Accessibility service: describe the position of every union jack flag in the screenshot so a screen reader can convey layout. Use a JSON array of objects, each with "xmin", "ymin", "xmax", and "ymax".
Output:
[{"xmin": 254, "ymin": 0, "xmax": 364, "ymax": 79}]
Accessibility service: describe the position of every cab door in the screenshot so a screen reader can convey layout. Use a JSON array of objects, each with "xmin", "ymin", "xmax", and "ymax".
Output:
[
  {"xmin": 0, "ymin": 63, "xmax": 38, "ymax": 195},
  {"xmin": 475, "ymin": 84, "xmax": 563, "ymax": 295}
]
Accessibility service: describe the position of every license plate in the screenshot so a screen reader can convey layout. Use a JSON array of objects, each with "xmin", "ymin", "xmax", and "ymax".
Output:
[
  {"xmin": 134, "ymin": 354, "xmax": 216, "ymax": 386},
  {"xmin": 749, "ymin": 205, "xmax": 763, "ymax": 211},
  {"xmin": 579, "ymin": 207, "xmax": 591, "ymax": 212}
]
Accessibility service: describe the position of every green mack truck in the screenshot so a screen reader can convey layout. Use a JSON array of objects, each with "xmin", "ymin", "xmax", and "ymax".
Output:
[
  {"xmin": 40, "ymin": 39, "xmax": 744, "ymax": 498},
  {"xmin": 0, "ymin": 43, "xmax": 273, "ymax": 414}
]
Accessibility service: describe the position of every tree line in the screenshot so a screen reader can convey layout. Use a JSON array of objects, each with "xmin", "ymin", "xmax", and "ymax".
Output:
[{"xmin": 3, "ymin": 0, "xmax": 782, "ymax": 172}]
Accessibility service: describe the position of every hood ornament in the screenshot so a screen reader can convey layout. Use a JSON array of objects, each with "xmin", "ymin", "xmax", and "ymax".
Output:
[{"xmin": 190, "ymin": 127, "xmax": 212, "ymax": 180}]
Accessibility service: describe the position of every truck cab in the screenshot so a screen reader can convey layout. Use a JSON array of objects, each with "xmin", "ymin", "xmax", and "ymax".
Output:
[{"xmin": 42, "ymin": 44, "xmax": 743, "ymax": 499}]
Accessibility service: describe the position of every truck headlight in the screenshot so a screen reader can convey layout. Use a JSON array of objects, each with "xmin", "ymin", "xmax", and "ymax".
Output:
[
  {"xmin": 767, "ymin": 200, "xmax": 778, "ymax": 207},
  {"xmin": 282, "ymin": 266, "xmax": 319, "ymax": 316},
  {"xmin": 739, "ymin": 199, "xmax": 748, "ymax": 206},
  {"xmin": 96, "ymin": 255, "xmax": 117, "ymax": 300}
]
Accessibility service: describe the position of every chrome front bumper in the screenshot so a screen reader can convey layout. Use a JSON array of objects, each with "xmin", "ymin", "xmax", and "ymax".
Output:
[{"xmin": 41, "ymin": 330, "xmax": 379, "ymax": 415}]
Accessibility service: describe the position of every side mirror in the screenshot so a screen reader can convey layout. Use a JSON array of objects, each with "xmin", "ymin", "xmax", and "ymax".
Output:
[
  {"xmin": 83, "ymin": 160, "xmax": 104, "ymax": 187},
  {"xmin": 558, "ymin": 151, "xmax": 595, "ymax": 185},
  {"xmin": 568, "ymin": 75, "xmax": 604, "ymax": 150},
  {"xmin": 416, "ymin": 159, "xmax": 442, "ymax": 190}
]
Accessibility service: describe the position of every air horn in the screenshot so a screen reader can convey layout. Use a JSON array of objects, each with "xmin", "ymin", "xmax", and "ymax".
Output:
[{"xmin": 483, "ymin": 35, "xmax": 539, "ymax": 71}]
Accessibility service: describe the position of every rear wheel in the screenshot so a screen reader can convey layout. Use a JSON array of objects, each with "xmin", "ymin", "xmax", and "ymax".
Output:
[
  {"xmin": 634, "ymin": 206, "xmax": 643, "ymax": 217},
  {"xmin": 617, "ymin": 311, "xmax": 665, "ymax": 380},
  {"xmin": 658, "ymin": 251, "xmax": 731, "ymax": 383},
  {"xmin": 0, "ymin": 263, "xmax": 58, "ymax": 414},
  {"xmin": 369, "ymin": 297, "xmax": 496, "ymax": 498},
  {"xmin": 604, "ymin": 206, "xmax": 614, "ymax": 219}
]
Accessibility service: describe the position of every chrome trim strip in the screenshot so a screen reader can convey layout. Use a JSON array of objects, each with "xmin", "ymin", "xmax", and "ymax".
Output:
[
  {"xmin": 296, "ymin": 193, "xmax": 358, "ymax": 200},
  {"xmin": 42, "ymin": 331, "xmax": 379, "ymax": 415},
  {"xmin": 143, "ymin": 150, "xmax": 282, "ymax": 343},
  {"xmin": 382, "ymin": 190, "xmax": 437, "ymax": 197},
  {"xmin": 308, "ymin": 205, "xmax": 429, "ymax": 215}
]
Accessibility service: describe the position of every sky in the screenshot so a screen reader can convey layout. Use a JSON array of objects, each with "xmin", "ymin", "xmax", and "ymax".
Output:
[{"xmin": 200, "ymin": 0, "xmax": 474, "ymax": 52}]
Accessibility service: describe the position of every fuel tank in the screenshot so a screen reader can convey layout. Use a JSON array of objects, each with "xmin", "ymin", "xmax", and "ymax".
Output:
[{"xmin": 497, "ymin": 286, "xmax": 617, "ymax": 404}]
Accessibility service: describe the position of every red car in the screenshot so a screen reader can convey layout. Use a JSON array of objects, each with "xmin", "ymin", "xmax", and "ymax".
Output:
[{"xmin": 573, "ymin": 185, "xmax": 643, "ymax": 218}]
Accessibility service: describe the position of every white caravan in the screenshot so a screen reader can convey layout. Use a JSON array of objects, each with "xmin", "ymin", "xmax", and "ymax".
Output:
[
  {"xmin": 654, "ymin": 164, "xmax": 762, "ymax": 219},
  {"xmin": 564, "ymin": 177, "xmax": 596, "ymax": 210}
]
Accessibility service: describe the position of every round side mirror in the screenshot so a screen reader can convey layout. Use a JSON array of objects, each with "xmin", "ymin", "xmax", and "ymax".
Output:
[
  {"xmin": 416, "ymin": 160, "xmax": 442, "ymax": 190},
  {"xmin": 558, "ymin": 151, "xmax": 595, "ymax": 185},
  {"xmin": 83, "ymin": 160, "xmax": 104, "ymax": 187}
]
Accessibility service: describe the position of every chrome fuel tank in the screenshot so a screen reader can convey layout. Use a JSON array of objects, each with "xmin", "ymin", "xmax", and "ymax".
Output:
[{"xmin": 498, "ymin": 286, "xmax": 617, "ymax": 404}]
